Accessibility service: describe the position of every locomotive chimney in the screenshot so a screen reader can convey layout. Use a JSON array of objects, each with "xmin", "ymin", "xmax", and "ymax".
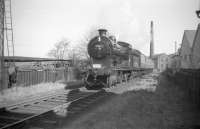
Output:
[{"xmin": 98, "ymin": 29, "xmax": 107, "ymax": 37}]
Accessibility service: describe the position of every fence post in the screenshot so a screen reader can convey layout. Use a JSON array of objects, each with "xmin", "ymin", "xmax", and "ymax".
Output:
[
  {"xmin": 64, "ymin": 68, "xmax": 68, "ymax": 82},
  {"xmin": 46, "ymin": 70, "xmax": 48, "ymax": 82},
  {"xmin": 27, "ymin": 71, "xmax": 30, "ymax": 86},
  {"xmin": 23, "ymin": 71, "xmax": 26, "ymax": 86},
  {"xmin": 43, "ymin": 70, "xmax": 45, "ymax": 83},
  {"xmin": 33, "ymin": 70, "xmax": 35, "ymax": 85}
]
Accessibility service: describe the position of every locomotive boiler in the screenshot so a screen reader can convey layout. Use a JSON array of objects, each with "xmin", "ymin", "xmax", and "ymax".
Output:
[{"xmin": 85, "ymin": 29, "xmax": 149, "ymax": 89}]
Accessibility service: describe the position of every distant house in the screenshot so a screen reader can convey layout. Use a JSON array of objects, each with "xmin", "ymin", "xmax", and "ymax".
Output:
[
  {"xmin": 145, "ymin": 57, "xmax": 154, "ymax": 69},
  {"xmin": 179, "ymin": 30, "xmax": 196, "ymax": 68},
  {"xmin": 140, "ymin": 54, "xmax": 154, "ymax": 69},
  {"xmin": 191, "ymin": 24, "xmax": 200, "ymax": 69},
  {"xmin": 167, "ymin": 53, "xmax": 181, "ymax": 69},
  {"xmin": 152, "ymin": 53, "xmax": 168, "ymax": 72}
]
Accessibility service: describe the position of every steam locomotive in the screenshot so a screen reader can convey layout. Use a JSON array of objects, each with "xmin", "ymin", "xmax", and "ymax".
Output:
[{"xmin": 85, "ymin": 29, "xmax": 153, "ymax": 89}]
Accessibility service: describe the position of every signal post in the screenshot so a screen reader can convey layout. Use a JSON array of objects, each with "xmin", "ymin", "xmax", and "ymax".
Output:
[{"xmin": 0, "ymin": 0, "xmax": 5, "ymax": 90}]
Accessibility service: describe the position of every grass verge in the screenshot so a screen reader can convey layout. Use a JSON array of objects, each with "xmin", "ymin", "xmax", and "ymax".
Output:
[{"xmin": 63, "ymin": 75, "xmax": 200, "ymax": 129}]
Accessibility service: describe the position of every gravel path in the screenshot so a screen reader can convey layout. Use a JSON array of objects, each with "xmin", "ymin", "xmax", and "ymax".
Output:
[{"xmin": 105, "ymin": 72, "xmax": 158, "ymax": 94}]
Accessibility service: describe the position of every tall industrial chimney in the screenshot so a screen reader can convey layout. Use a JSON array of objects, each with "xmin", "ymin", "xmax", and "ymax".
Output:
[{"xmin": 150, "ymin": 21, "xmax": 154, "ymax": 58}]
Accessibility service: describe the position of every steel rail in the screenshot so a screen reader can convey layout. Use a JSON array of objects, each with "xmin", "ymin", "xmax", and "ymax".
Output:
[{"xmin": 0, "ymin": 88, "xmax": 100, "ymax": 129}]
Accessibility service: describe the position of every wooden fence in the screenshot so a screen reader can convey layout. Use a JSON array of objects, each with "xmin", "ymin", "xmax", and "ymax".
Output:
[
  {"xmin": 164, "ymin": 68, "xmax": 200, "ymax": 107},
  {"xmin": 13, "ymin": 67, "xmax": 75, "ymax": 87}
]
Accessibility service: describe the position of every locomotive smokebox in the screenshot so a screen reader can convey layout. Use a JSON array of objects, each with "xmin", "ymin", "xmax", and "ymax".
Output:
[{"xmin": 98, "ymin": 29, "xmax": 107, "ymax": 37}]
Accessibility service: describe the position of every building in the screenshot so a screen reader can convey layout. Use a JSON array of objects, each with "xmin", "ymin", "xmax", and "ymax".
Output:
[
  {"xmin": 144, "ymin": 57, "xmax": 154, "ymax": 69},
  {"xmin": 179, "ymin": 30, "xmax": 196, "ymax": 68},
  {"xmin": 167, "ymin": 25, "xmax": 200, "ymax": 70},
  {"xmin": 167, "ymin": 54, "xmax": 175, "ymax": 68},
  {"xmin": 152, "ymin": 53, "xmax": 168, "ymax": 72},
  {"xmin": 140, "ymin": 53, "xmax": 154, "ymax": 69},
  {"xmin": 167, "ymin": 53, "xmax": 181, "ymax": 69},
  {"xmin": 191, "ymin": 24, "xmax": 200, "ymax": 69}
]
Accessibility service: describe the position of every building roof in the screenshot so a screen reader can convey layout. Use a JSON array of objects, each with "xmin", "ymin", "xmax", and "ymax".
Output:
[
  {"xmin": 184, "ymin": 30, "xmax": 196, "ymax": 48},
  {"xmin": 192, "ymin": 23, "xmax": 200, "ymax": 50}
]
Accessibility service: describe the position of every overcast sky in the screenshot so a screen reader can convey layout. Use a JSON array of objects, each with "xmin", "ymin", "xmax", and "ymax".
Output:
[{"xmin": 10, "ymin": 0, "xmax": 199, "ymax": 57}]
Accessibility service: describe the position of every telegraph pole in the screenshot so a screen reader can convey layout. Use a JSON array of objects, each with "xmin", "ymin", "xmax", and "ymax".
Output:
[
  {"xmin": 175, "ymin": 41, "xmax": 177, "ymax": 54},
  {"xmin": 0, "ymin": 0, "xmax": 5, "ymax": 90}
]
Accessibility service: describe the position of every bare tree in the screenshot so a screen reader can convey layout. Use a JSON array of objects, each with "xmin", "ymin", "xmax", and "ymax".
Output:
[
  {"xmin": 67, "ymin": 48, "xmax": 78, "ymax": 65},
  {"xmin": 48, "ymin": 39, "xmax": 70, "ymax": 59},
  {"xmin": 75, "ymin": 42, "xmax": 89, "ymax": 60},
  {"xmin": 75, "ymin": 27, "xmax": 98, "ymax": 60},
  {"xmin": 47, "ymin": 28, "xmax": 97, "ymax": 66}
]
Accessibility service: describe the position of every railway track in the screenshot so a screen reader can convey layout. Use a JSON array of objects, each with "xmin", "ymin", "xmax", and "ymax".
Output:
[{"xmin": 0, "ymin": 88, "xmax": 106, "ymax": 129}]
